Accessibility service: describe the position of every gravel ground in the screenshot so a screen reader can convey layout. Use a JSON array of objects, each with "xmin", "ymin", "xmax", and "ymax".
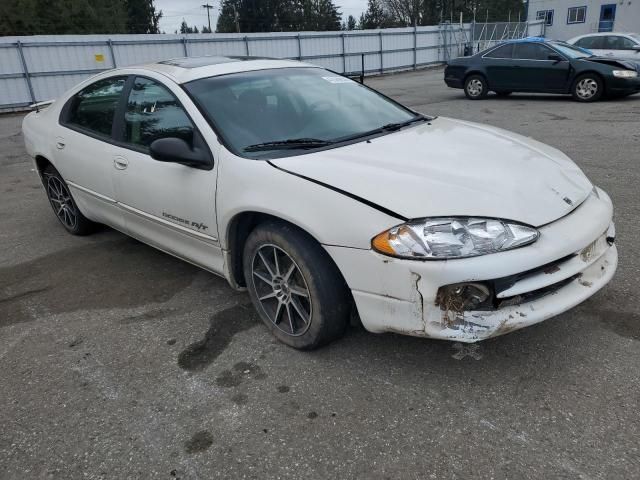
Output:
[{"xmin": 1, "ymin": 67, "xmax": 639, "ymax": 480}]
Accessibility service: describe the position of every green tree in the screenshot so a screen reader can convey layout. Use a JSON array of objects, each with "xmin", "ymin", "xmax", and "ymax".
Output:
[
  {"xmin": 342, "ymin": 14, "xmax": 357, "ymax": 30},
  {"xmin": 0, "ymin": 0, "xmax": 129, "ymax": 35},
  {"xmin": 126, "ymin": 0, "xmax": 162, "ymax": 34},
  {"xmin": 358, "ymin": 0, "xmax": 394, "ymax": 29},
  {"xmin": 179, "ymin": 20, "xmax": 199, "ymax": 34},
  {"xmin": 216, "ymin": 0, "xmax": 342, "ymax": 33}
]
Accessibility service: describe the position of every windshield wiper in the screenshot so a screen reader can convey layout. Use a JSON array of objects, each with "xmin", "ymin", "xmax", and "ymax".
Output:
[
  {"xmin": 244, "ymin": 138, "xmax": 334, "ymax": 152},
  {"xmin": 380, "ymin": 114, "xmax": 428, "ymax": 132},
  {"xmin": 334, "ymin": 114, "xmax": 429, "ymax": 143}
]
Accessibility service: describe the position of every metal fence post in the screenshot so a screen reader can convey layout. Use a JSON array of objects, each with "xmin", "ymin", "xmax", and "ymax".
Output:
[
  {"xmin": 379, "ymin": 31, "xmax": 383, "ymax": 74},
  {"xmin": 341, "ymin": 33, "xmax": 346, "ymax": 73},
  {"xmin": 244, "ymin": 36, "xmax": 250, "ymax": 56},
  {"xmin": 413, "ymin": 26, "xmax": 417, "ymax": 70},
  {"xmin": 16, "ymin": 41, "xmax": 36, "ymax": 105},
  {"xmin": 297, "ymin": 34, "xmax": 302, "ymax": 60},
  {"xmin": 182, "ymin": 37, "xmax": 188, "ymax": 57},
  {"xmin": 107, "ymin": 39, "xmax": 117, "ymax": 67}
]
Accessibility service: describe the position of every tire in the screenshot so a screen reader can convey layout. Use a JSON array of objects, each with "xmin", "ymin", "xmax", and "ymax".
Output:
[
  {"xmin": 464, "ymin": 74, "xmax": 488, "ymax": 100},
  {"xmin": 495, "ymin": 90, "xmax": 512, "ymax": 97},
  {"xmin": 42, "ymin": 164, "xmax": 95, "ymax": 235},
  {"xmin": 572, "ymin": 74, "xmax": 603, "ymax": 102},
  {"xmin": 243, "ymin": 221, "xmax": 351, "ymax": 350}
]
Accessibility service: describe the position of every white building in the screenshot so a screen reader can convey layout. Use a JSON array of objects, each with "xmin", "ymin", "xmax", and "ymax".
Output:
[{"xmin": 526, "ymin": 0, "xmax": 640, "ymax": 40}]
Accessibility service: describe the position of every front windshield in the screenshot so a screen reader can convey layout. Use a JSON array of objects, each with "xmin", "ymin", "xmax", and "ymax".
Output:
[
  {"xmin": 550, "ymin": 42, "xmax": 593, "ymax": 59},
  {"xmin": 184, "ymin": 67, "xmax": 418, "ymax": 158}
]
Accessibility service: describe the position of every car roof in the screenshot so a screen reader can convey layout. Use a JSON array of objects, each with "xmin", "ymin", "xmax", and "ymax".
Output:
[
  {"xmin": 136, "ymin": 56, "xmax": 318, "ymax": 84},
  {"xmin": 569, "ymin": 32, "xmax": 638, "ymax": 39}
]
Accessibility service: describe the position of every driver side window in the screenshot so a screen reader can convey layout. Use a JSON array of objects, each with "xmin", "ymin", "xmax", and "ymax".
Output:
[{"xmin": 124, "ymin": 77, "xmax": 194, "ymax": 149}]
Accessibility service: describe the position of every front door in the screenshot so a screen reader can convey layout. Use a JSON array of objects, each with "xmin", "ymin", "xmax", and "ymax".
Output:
[
  {"xmin": 511, "ymin": 43, "xmax": 570, "ymax": 92},
  {"xmin": 598, "ymin": 4, "xmax": 616, "ymax": 32},
  {"xmin": 111, "ymin": 76, "xmax": 224, "ymax": 274}
]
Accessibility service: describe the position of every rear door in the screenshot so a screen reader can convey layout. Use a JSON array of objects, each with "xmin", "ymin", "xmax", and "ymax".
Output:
[
  {"xmin": 605, "ymin": 35, "xmax": 640, "ymax": 59},
  {"xmin": 56, "ymin": 76, "xmax": 127, "ymax": 228},
  {"xmin": 511, "ymin": 43, "xmax": 570, "ymax": 92},
  {"xmin": 110, "ymin": 75, "xmax": 224, "ymax": 274}
]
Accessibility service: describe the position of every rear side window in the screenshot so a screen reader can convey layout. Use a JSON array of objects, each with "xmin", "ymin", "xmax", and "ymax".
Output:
[
  {"xmin": 65, "ymin": 77, "xmax": 126, "ymax": 137},
  {"xmin": 575, "ymin": 36, "xmax": 604, "ymax": 49},
  {"xmin": 513, "ymin": 43, "xmax": 553, "ymax": 60},
  {"xmin": 484, "ymin": 44, "xmax": 514, "ymax": 59},
  {"xmin": 606, "ymin": 36, "xmax": 637, "ymax": 50},
  {"xmin": 124, "ymin": 77, "xmax": 195, "ymax": 149}
]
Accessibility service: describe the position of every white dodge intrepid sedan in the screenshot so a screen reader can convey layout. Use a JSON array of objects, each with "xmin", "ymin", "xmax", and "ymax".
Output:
[{"xmin": 23, "ymin": 56, "xmax": 617, "ymax": 349}]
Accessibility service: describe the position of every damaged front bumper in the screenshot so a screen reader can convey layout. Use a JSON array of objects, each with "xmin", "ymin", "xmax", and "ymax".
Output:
[{"xmin": 326, "ymin": 188, "xmax": 618, "ymax": 342}]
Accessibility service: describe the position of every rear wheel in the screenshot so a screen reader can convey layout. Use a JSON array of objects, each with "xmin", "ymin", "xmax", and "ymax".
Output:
[
  {"xmin": 243, "ymin": 221, "xmax": 351, "ymax": 349},
  {"xmin": 572, "ymin": 74, "xmax": 603, "ymax": 102},
  {"xmin": 42, "ymin": 165, "xmax": 95, "ymax": 235},
  {"xmin": 464, "ymin": 75, "xmax": 488, "ymax": 100}
]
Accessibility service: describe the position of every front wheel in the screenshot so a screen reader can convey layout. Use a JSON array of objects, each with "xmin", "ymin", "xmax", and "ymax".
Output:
[
  {"xmin": 42, "ymin": 165, "xmax": 95, "ymax": 235},
  {"xmin": 572, "ymin": 74, "xmax": 603, "ymax": 102},
  {"xmin": 243, "ymin": 221, "xmax": 351, "ymax": 349},
  {"xmin": 464, "ymin": 75, "xmax": 488, "ymax": 100}
]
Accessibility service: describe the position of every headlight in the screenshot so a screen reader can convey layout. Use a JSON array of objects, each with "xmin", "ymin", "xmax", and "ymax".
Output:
[
  {"xmin": 612, "ymin": 70, "xmax": 638, "ymax": 78},
  {"xmin": 372, "ymin": 217, "xmax": 539, "ymax": 259}
]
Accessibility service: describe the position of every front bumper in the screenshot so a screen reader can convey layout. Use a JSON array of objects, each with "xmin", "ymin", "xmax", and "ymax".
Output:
[
  {"xmin": 606, "ymin": 75, "xmax": 640, "ymax": 94},
  {"xmin": 326, "ymin": 189, "xmax": 617, "ymax": 342}
]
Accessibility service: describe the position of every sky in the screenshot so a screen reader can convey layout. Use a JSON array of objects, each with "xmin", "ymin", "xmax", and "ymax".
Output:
[{"xmin": 155, "ymin": 0, "xmax": 367, "ymax": 33}]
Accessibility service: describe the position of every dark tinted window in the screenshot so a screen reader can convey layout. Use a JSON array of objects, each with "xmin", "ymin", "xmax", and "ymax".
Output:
[
  {"xmin": 66, "ymin": 77, "xmax": 126, "ymax": 136},
  {"xmin": 605, "ymin": 35, "xmax": 637, "ymax": 50},
  {"xmin": 124, "ymin": 77, "xmax": 194, "ymax": 149},
  {"xmin": 513, "ymin": 43, "xmax": 553, "ymax": 60},
  {"xmin": 575, "ymin": 36, "xmax": 604, "ymax": 49},
  {"xmin": 484, "ymin": 44, "xmax": 514, "ymax": 58}
]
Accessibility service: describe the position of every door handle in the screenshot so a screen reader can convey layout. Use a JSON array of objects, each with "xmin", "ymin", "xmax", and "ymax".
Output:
[{"xmin": 113, "ymin": 157, "xmax": 128, "ymax": 170}]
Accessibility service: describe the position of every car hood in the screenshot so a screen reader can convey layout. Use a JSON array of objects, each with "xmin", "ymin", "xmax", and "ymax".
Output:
[
  {"xmin": 583, "ymin": 56, "xmax": 640, "ymax": 70},
  {"xmin": 270, "ymin": 117, "xmax": 593, "ymax": 227}
]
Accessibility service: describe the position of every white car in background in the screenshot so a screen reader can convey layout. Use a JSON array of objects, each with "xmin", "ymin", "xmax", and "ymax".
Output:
[
  {"xmin": 22, "ymin": 57, "xmax": 617, "ymax": 349},
  {"xmin": 568, "ymin": 32, "xmax": 640, "ymax": 60}
]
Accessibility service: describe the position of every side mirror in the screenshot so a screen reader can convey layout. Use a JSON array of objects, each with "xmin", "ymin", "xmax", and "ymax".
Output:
[
  {"xmin": 548, "ymin": 54, "xmax": 563, "ymax": 63},
  {"xmin": 633, "ymin": 45, "xmax": 640, "ymax": 51},
  {"xmin": 149, "ymin": 137, "xmax": 211, "ymax": 170}
]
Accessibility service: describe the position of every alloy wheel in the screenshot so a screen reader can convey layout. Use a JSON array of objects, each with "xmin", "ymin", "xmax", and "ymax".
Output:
[
  {"xmin": 467, "ymin": 79, "xmax": 484, "ymax": 97},
  {"xmin": 576, "ymin": 78, "xmax": 598, "ymax": 100},
  {"xmin": 251, "ymin": 244, "xmax": 312, "ymax": 336},
  {"xmin": 46, "ymin": 175, "xmax": 78, "ymax": 230}
]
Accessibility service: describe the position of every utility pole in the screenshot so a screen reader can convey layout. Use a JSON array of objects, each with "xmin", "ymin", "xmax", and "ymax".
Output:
[
  {"xmin": 202, "ymin": 3, "xmax": 214, "ymax": 32},
  {"xmin": 233, "ymin": 4, "xmax": 240, "ymax": 33}
]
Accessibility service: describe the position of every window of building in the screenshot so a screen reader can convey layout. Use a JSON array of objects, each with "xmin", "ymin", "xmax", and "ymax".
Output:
[
  {"xmin": 567, "ymin": 6, "xmax": 587, "ymax": 24},
  {"xmin": 536, "ymin": 10, "xmax": 554, "ymax": 26}
]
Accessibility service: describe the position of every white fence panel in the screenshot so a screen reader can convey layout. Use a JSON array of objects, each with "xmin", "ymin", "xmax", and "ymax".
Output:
[{"xmin": 188, "ymin": 39, "xmax": 247, "ymax": 57}]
